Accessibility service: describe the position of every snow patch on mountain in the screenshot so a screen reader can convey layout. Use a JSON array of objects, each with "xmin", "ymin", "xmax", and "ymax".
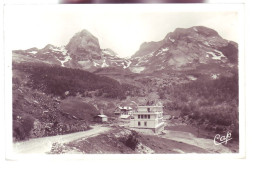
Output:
[
  {"xmin": 59, "ymin": 46, "xmax": 68, "ymax": 56},
  {"xmin": 49, "ymin": 46, "xmax": 64, "ymax": 53},
  {"xmin": 101, "ymin": 60, "xmax": 109, "ymax": 68},
  {"xmin": 133, "ymin": 51, "xmax": 155, "ymax": 61},
  {"xmin": 123, "ymin": 61, "xmax": 132, "ymax": 69},
  {"xmin": 206, "ymin": 50, "xmax": 226, "ymax": 60},
  {"xmin": 132, "ymin": 51, "xmax": 154, "ymax": 66},
  {"xmin": 28, "ymin": 51, "xmax": 37, "ymax": 54},
  {"xmin": 193, "ymin": 27, "xmax": 198, "ymax": 32},
  {"xmin": 93, "ymin": 61, "xmax": 99, "ymax": 67},
  {"xmin": 162, "ymin": 48, "xmax": 169, "ymax": 52},
  {"xmin": 169, "ymin": 37, "xmax": 175, "ymax": 43},
  {"xmin": 54, "ymin": 54, "xmax": 72, "ymax": 67},
  {"xmin": 78, "ymin": 60, "xmax": 90, "ymax": 65},
  {"xmin": 61, "ymin": 56, "xmax": 72, "ymax": 67},
  {"xmin": 207, "ymin": 52, "xmax": 219, "ymax": 59},
  {"xmin": 214, "ymin": 50, "xmax": 225, "ymax": 57},
  {"xmin": 131, "ymin": 67, "xmax": 145, "ymax": 73},
  {"xmin": 211, "ymin": 74, "xmax": 219, "ymax": 79},
  {"xmin": 156, "ymin": 48, "xmax": 169, "ymax": 56},
  {"xmin": 187, "ymin": 75, "xmax": 197, "ymax": 81}
]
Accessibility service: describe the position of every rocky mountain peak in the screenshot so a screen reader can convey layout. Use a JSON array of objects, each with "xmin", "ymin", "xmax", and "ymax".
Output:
[
  {"xmin": 192, "ymin": 26, "xmax": 220, "ymax": 37},
  {"xmin": 66, "ymin": 29, "xmax": 102, "ymax": 60},
  {"xmin": 132, "ymin": 26, "xmax": 220, "ymax": 58},
  {"xmin": 78, "ymin": 29, "xmax": 93, "ymax": 36},
  {"xmin": 129, "ymin": 26, "xmax": 237, "ymax": 74},
  {"xmin": 164, "ymin": 26, "xmax": 222, "ymax": 43},
  {"xmin": 42, "ymin": 44, "xmax": 56, "ymax": 51}
]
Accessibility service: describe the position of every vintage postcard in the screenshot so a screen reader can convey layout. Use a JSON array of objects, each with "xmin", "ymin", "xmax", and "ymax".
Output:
[{"xmin": 4, "ymin": 4, "xmax": 245, "ymax": 159}]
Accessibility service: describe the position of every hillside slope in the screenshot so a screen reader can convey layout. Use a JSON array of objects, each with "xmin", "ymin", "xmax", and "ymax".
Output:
[
  {"xmin": 50, "ymin": 127, "xmax": 208, "ymax": 154},
  {"xmin": 12, "ymin": 62, "xmax": 141, "ymax": 141},
  {"xmin": 13, "ymin": 62, "xmax": 140, "ymax": 99}
]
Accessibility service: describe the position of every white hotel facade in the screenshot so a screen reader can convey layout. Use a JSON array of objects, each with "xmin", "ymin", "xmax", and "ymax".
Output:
[{"xmin": 130, "ymin": 105, "xmax": 165, "ymax": 133}]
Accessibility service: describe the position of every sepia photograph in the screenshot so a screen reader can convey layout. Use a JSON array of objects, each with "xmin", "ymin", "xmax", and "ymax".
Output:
[{"xmin": 4, "ymin": 4, "xmax": 244, "ymax": 157}]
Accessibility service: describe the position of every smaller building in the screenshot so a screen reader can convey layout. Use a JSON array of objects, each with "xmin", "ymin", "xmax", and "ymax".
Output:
[
  {"xmin": 114, "ymin": 106, "xmax": 133, "ymax": 116},
  {"xmin": 119, "ymin": 115, "xmax": 130, "ymax": 120},
  {"xmin": 118, "ymin": 114, "xmax": 131, "ymax": 124},
  {"xmin": 93, "ymin": 114, "xmax": 108, "ymax": 123},
  {"xmin": 93, "ymin": 109, "xmax": 108, "ymax": 123}
]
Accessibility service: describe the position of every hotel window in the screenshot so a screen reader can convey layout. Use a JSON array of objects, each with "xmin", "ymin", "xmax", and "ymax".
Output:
[
  {"xmin": 141, "ymin": 115, "xmax": 143, "ymax": 119},
  {"xmin": 138, "ymin": 122, "xmax": 141, "ymax": 126},
  {"xmin": 144, "ymin": 115, "xmax": 147, "ymax": 119},
  {"xmin": 147, "ymin": 108, "xmax": 150, "ymax": 112},
  {"xmin": 144, "ymin": 122, "xmax": 147, "ymax": 126},
  {"xmin": 148, "ymin": 115, "xmax": 150, "ymax": 119},
  {"xmin": 138, "ymin": 115, "xmax": 140, "ymax": 119}
]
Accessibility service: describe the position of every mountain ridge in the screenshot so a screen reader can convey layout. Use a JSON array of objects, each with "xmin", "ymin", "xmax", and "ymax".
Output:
[
  {"xmin": 12, "ymin": 26, "xmax": 238, "ymax": 76},
  {"xmin": 128, "ymin": 26, "xmax": 237, "ymax": 74}
]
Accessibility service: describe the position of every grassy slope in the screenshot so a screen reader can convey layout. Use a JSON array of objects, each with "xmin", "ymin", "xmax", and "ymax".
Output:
[
  {"xmin": 58, "ymin": 97, "xmax": 99, "ymax": 121},
  {"xmin": 12, "ymin": 66, "xmax": 98, "ymax": 140},
  {"xmin": 13, "ymin": 62, "xmax": 138, "ymax": 99}
]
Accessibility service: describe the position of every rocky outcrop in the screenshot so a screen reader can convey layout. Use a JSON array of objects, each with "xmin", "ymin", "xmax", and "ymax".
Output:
[
  {"xmin": 129, "ymin": 26, "xmax": 238, "ymax": 74},
  {"xmin": 66, "ymin": 29, "xmax": 102, "ymax": 61}
]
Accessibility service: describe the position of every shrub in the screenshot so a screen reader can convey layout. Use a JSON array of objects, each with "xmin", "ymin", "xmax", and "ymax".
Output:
[
  {"xmin": 121, "ymin": 131, "xmax": 139, "ymax": 150},
  {"xmin": 13, "ymin": 115, "xmax": 35, "ymax": 141}
]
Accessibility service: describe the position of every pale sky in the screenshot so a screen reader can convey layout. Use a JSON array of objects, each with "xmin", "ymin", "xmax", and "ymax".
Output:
[{"xmin": 5, "ymin": 5, "xmax": 240, "ymax": 57}]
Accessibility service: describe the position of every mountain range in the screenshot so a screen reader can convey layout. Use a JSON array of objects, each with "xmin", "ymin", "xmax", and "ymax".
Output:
[
  {"xmin": 13, "ymin": 29, "xmax": 131, "ymax": 72},
  {"xmin": 13, "ymin": 26, "xmax": 238, "ymax": 79}
]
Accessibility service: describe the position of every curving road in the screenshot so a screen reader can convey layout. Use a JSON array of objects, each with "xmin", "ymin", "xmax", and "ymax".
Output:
[
  {"xmin": 13, "ymin": 125, "xmax": 111, "ymax": 154},
  {"xmin": 12, "ymin": 125, "xmax": 232, "ymax": 154}
]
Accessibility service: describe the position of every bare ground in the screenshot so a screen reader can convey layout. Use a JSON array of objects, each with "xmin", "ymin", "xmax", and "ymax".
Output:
[
  {"xmin": 13, "ymin": 122, "xmax": 237, "ymax": 154},
  {"xmin": 159, "ymin": 130, "xmax": 232, "ymax": 153},
  {"xmin": 58, "ymin": 127, "xmax": 208, "ymax": 154},
  {"xmin": 164, "ymin": 120, "xmax": 238, "ymax": 153},
  {"xmin": 13, "ymin": 125, "xmax": 111, "ymax": 154}
]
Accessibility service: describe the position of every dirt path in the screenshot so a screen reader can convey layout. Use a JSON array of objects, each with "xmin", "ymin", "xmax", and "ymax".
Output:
[
  {"xmin": 160, "ymin": 130, "xmax": 232, "ymax": 153},
  {"xmin": 13, "ymin": 125, "xmax": 111, "ymax": 154}
]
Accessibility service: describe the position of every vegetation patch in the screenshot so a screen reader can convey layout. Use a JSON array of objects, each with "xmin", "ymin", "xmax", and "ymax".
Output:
[{"xmin": 13, "ymin": 62, "xmax": 140, "ymax": 99}]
